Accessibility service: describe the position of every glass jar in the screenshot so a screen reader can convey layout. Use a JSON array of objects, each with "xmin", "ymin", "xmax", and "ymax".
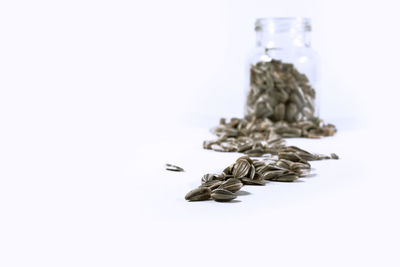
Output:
[{"xmin": 245, "ymin": 17, "xmax": 319, "ymax": 122}]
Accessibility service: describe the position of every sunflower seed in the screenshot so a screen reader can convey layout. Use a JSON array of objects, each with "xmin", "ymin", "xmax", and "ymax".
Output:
[
  {"xmin": 236, "ymin": 155, "xmax": 253, "ymax": 164},
  {"xmin": 278, "ymin": 152, "xmax": 303, "ymax": 162},
  {"xmin": 211, "ymin": 189, "xmax": 237, "ymax": 202},
  {"xmin": 202, "ymin": 180, "xmax": 223, "ymax": 190},
  {"xmin": 290, "ymin": 162, "xmax": 310, "ymax": 170},
  {"xmin": 223, "ymin": 164, "xmax": 234, "ymax": 175},
  {"xmin": 185, "ymin": 187, "xmax": 211, "ymax": 201},
  {"xmin": 238, "ymin": 143, "xmax": 253, "ymax": 152},
  {"xmin": 253, "ymin": 161, "xmax": 265, "ymax": 168},
  {"xmin": 314, "ymin": 154, "xmax": 331, "ymax": 160},
  {"xmin": 262, "ymin": 170, "xmax": 287, "ymax": 180},
  {"xmin": 165, "ymin": 163, "xmax": 184, "ymax": 172},
  {"xmin": 330, "ymin": 153, "xmax": 339, "ymax": 160},
  {"xmin": 215, "ymin": 172, "xmax": 226, "ymax": 181},
  {"xmin": 275, "ymin": 159, "xmax": 291, "ymax": 170},
  {"xmin": 241, "ymin": 178, "xmax": 266, "ymax": 186},
  {"xmin": 244, "ymin": 148, "xmax": 266, "ymax": 157},
  {"xmin": 218, "ymin": 178, "xmax": 243, "ymax": 193},
  {"xmin": 248, "ymin": 164, "xmax": 256, "ymax": 179},
  {"xmin": 201, "ymin": 173, "xmax": 219, "ymax": 183},
  {"xmin": 232, "ymin": 159, "xmax": 251, "ymax": 178},
  {"xmin": 271, "ymin": 173, "xmax": 298, "ymax": 182}
]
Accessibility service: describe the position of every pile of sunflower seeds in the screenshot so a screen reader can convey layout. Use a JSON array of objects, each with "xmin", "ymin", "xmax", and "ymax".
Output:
[
  {"xmin": 247, "ymin": 59, "xmax": 316, "ymax": 122},
  {"xmin": 203, "ymin": 116, "xmax": 336, "ymax": 156},
  {"xmin": 185, "ymin": 58, "xmax": 339, "ymax": 203},
  {"xmin": 185, "ymin": 151, "xmax": 338, "ymax": 202}
]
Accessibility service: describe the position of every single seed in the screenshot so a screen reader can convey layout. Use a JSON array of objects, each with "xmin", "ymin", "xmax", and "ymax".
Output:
[
  {"xmin": 165, "ymin": 163, "xmax": 184, "ymax": 172},
  {"xmin": 202, "ymin": 180, "xmax": 223, "ymax": 190},
  {"xmin": 201, "ymin": 173, "xmax": 218, "ymax": 184},
  {"xmin": 241, "ymin": 178, "xmax": 266, "ymax": 186},
  {"xmin": 218, "ymin": 178, "xmax": 243, "ymax": 193},
  {"xmin": 236, "ymin": 155, "xmax": 253, "ymax": 164},
  {"xmin": 275, "ymin": 159, "xmax": 291, "ymax": 170},
  {"xmin": 211, "ymin": 189, "xmax": 237, "ymax": 202},
  {"xmin": 269, "ymin": 172, "xmax": 298, "ymax": 182},
  {"xmin": 248, "ymin": 164, "xmax": 256, "ymax": 179},
  {"xmin": 330, "ymin": 153, "xmax": 339, "ymax": 160},
  {"xmin": 262, "ymin": 170, "xmax": 287, "ymax": 180},
  {"xmin": 278, "ymin": 152, "xmax": 303, "ymax": 162},
  {"xmin": 185, "ymin": 187, "xmax": 211, "ymax": 201},
  {"xmin": 232, "ymin": 159, "xmax": 251, "ymax": 178}
]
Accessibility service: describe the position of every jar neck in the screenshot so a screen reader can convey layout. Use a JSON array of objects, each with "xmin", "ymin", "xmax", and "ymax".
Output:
[
  {"xmin": 256, "ymin": 31, "xmax": 311, "ymax": 49},
  {"xmin": 255, "ymin": 17, "xmax": 311, "ymax": 49}
]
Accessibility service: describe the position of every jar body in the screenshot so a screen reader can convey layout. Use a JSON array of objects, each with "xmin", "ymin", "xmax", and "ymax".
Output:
[{"xmin": 245, "ymin": 18, "xmax": 319, "ymax": 122}]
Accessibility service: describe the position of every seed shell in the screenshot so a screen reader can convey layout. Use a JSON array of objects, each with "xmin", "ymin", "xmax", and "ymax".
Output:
[
  {"xmin": 202, "ymin": 180, "xmax": 223, "ymax": 190},
  {"xmin": 241, "ymin": 178, "xmax": 266, "ymax": 186},
  {"xmin": 218, "ymin": 178, "xmax": 243, "ymax": 193},
  {"xmin": 211, "ymin": 189, "xmax": 237, "ymax": 202},
  {"xmin": 185, "ymin": 187, "xmax": 211, "ymax": 201},
  {"xmin": 232, "ymin": 159, "xmax": 251, "ymax": 178}
]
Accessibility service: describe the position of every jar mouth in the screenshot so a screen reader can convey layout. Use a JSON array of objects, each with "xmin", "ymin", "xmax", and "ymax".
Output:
[{"xmin": 255, "ymin": 17, "xmax": 311, "ymax": 33}]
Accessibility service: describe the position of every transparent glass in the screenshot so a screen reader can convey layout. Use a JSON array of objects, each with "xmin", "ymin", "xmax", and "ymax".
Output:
[{"xmin": 245, "ymin": 17, "xmax": 320, "ymax": 122}]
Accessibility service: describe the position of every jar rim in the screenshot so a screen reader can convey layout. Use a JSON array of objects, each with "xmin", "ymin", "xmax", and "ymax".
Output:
[{"xmin": 255, "ymin": 17, "xmax": 312, "ymax": 32}]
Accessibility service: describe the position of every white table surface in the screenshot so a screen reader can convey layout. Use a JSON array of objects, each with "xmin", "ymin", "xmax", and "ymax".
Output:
[
  {"xmin": 125, "ymin": 125, "xmax": 399, "ymax": 267},
  {"xmin": 1, "ymin": 116, "xmax": 398, "ymax": 267}
]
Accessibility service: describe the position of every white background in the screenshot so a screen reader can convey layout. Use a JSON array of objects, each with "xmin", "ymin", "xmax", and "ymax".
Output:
[{"xmin": 1, "ymin": 0, "xmax": 400, "ymax": 266}]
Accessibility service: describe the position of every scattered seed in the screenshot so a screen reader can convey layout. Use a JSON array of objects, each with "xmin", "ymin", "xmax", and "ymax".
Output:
[
  {"xmin": 165, "ymin": 163, "xmax": 184, "ymax": 172},
  {"xmin": 331, "ymin": 153, "xmax": 339, "ymax": 160}
]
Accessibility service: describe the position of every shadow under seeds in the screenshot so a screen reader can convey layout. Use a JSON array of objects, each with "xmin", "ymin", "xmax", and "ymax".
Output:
[
  {"xmin": 303, "ymin": 173, "xmax": 317, "ymax": 178},
  {"xmin": 218, "ymin": 199, "xmax": 242, "ymax": 203},
  {"xmin": 236, "ymin": 190, "xmax": 251, "ymax": 196}
]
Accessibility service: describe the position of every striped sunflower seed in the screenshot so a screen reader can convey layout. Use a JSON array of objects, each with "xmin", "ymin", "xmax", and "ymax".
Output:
[
  {"xmin": 202, "ymin": 180, "xmax": 223, "ymax": 190},
  {"xmin": 244, "ymin": 148, "xmax": 265, "ymax": 157},
  {"xmin": 236, "ymin": 155, "xmax": 253, "ymax": 164},
  {"xmin": 165, "ymin": 163, "xmax": 184, "ymax": 172},
  {"xmin": 232, "ymin": 159, "xmax": 251, "ymax": 178},
  {"xmin": 211, "ymin": 189, "xmax": 237, "ymax": 202},
  {"xmin": 201, "ymin": 173, "xmax": 219, "ymax": 183},
  {"xmin": 241, "ymin": 178, "xmax": 266, "ymax": 186},
  {"xmin": 290, "ymin": 162, "xmax": 310, "ymax": 171},
  {"xmin": 218, "ymin": 178, "xmax": 243, "ymax": 193},
  {"xmin": 248, "ymin": 164, "xmax": 256, "ymax": 179},
  {"xmin": 223, "ymin": 164, "xmax": 234, "ymax": 175},
  {"xmin": 271, "ymin": 173, "xmax": 298, "ymax": 182},
  {"xmin": 262, "ymin": 170, "xmax": 287, "ymax": 180},
  {"xmin": 278, "ymin": 151, "xmax": 303, "ymax": 162},
  {"xmin": 314, "ymin": 154, "xmax": 331, "ymax": 160},
  {"xmin": 215, "ymin": 172, "xmax": 226, "ymax": 181},
  {"xmin": 238, "ymin": 143, "xmax": 253, "ymax": 152},
  {"xmin": 275, "ymin": 159, "xmax": 292, "ymax": 170},
  {"xmin": 185, "ymin": 187, "xmax": 211, "ymax": 201},
  {"xmin": 252, "ymin": 161, "xmax": 266, "ymax": 168}
]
